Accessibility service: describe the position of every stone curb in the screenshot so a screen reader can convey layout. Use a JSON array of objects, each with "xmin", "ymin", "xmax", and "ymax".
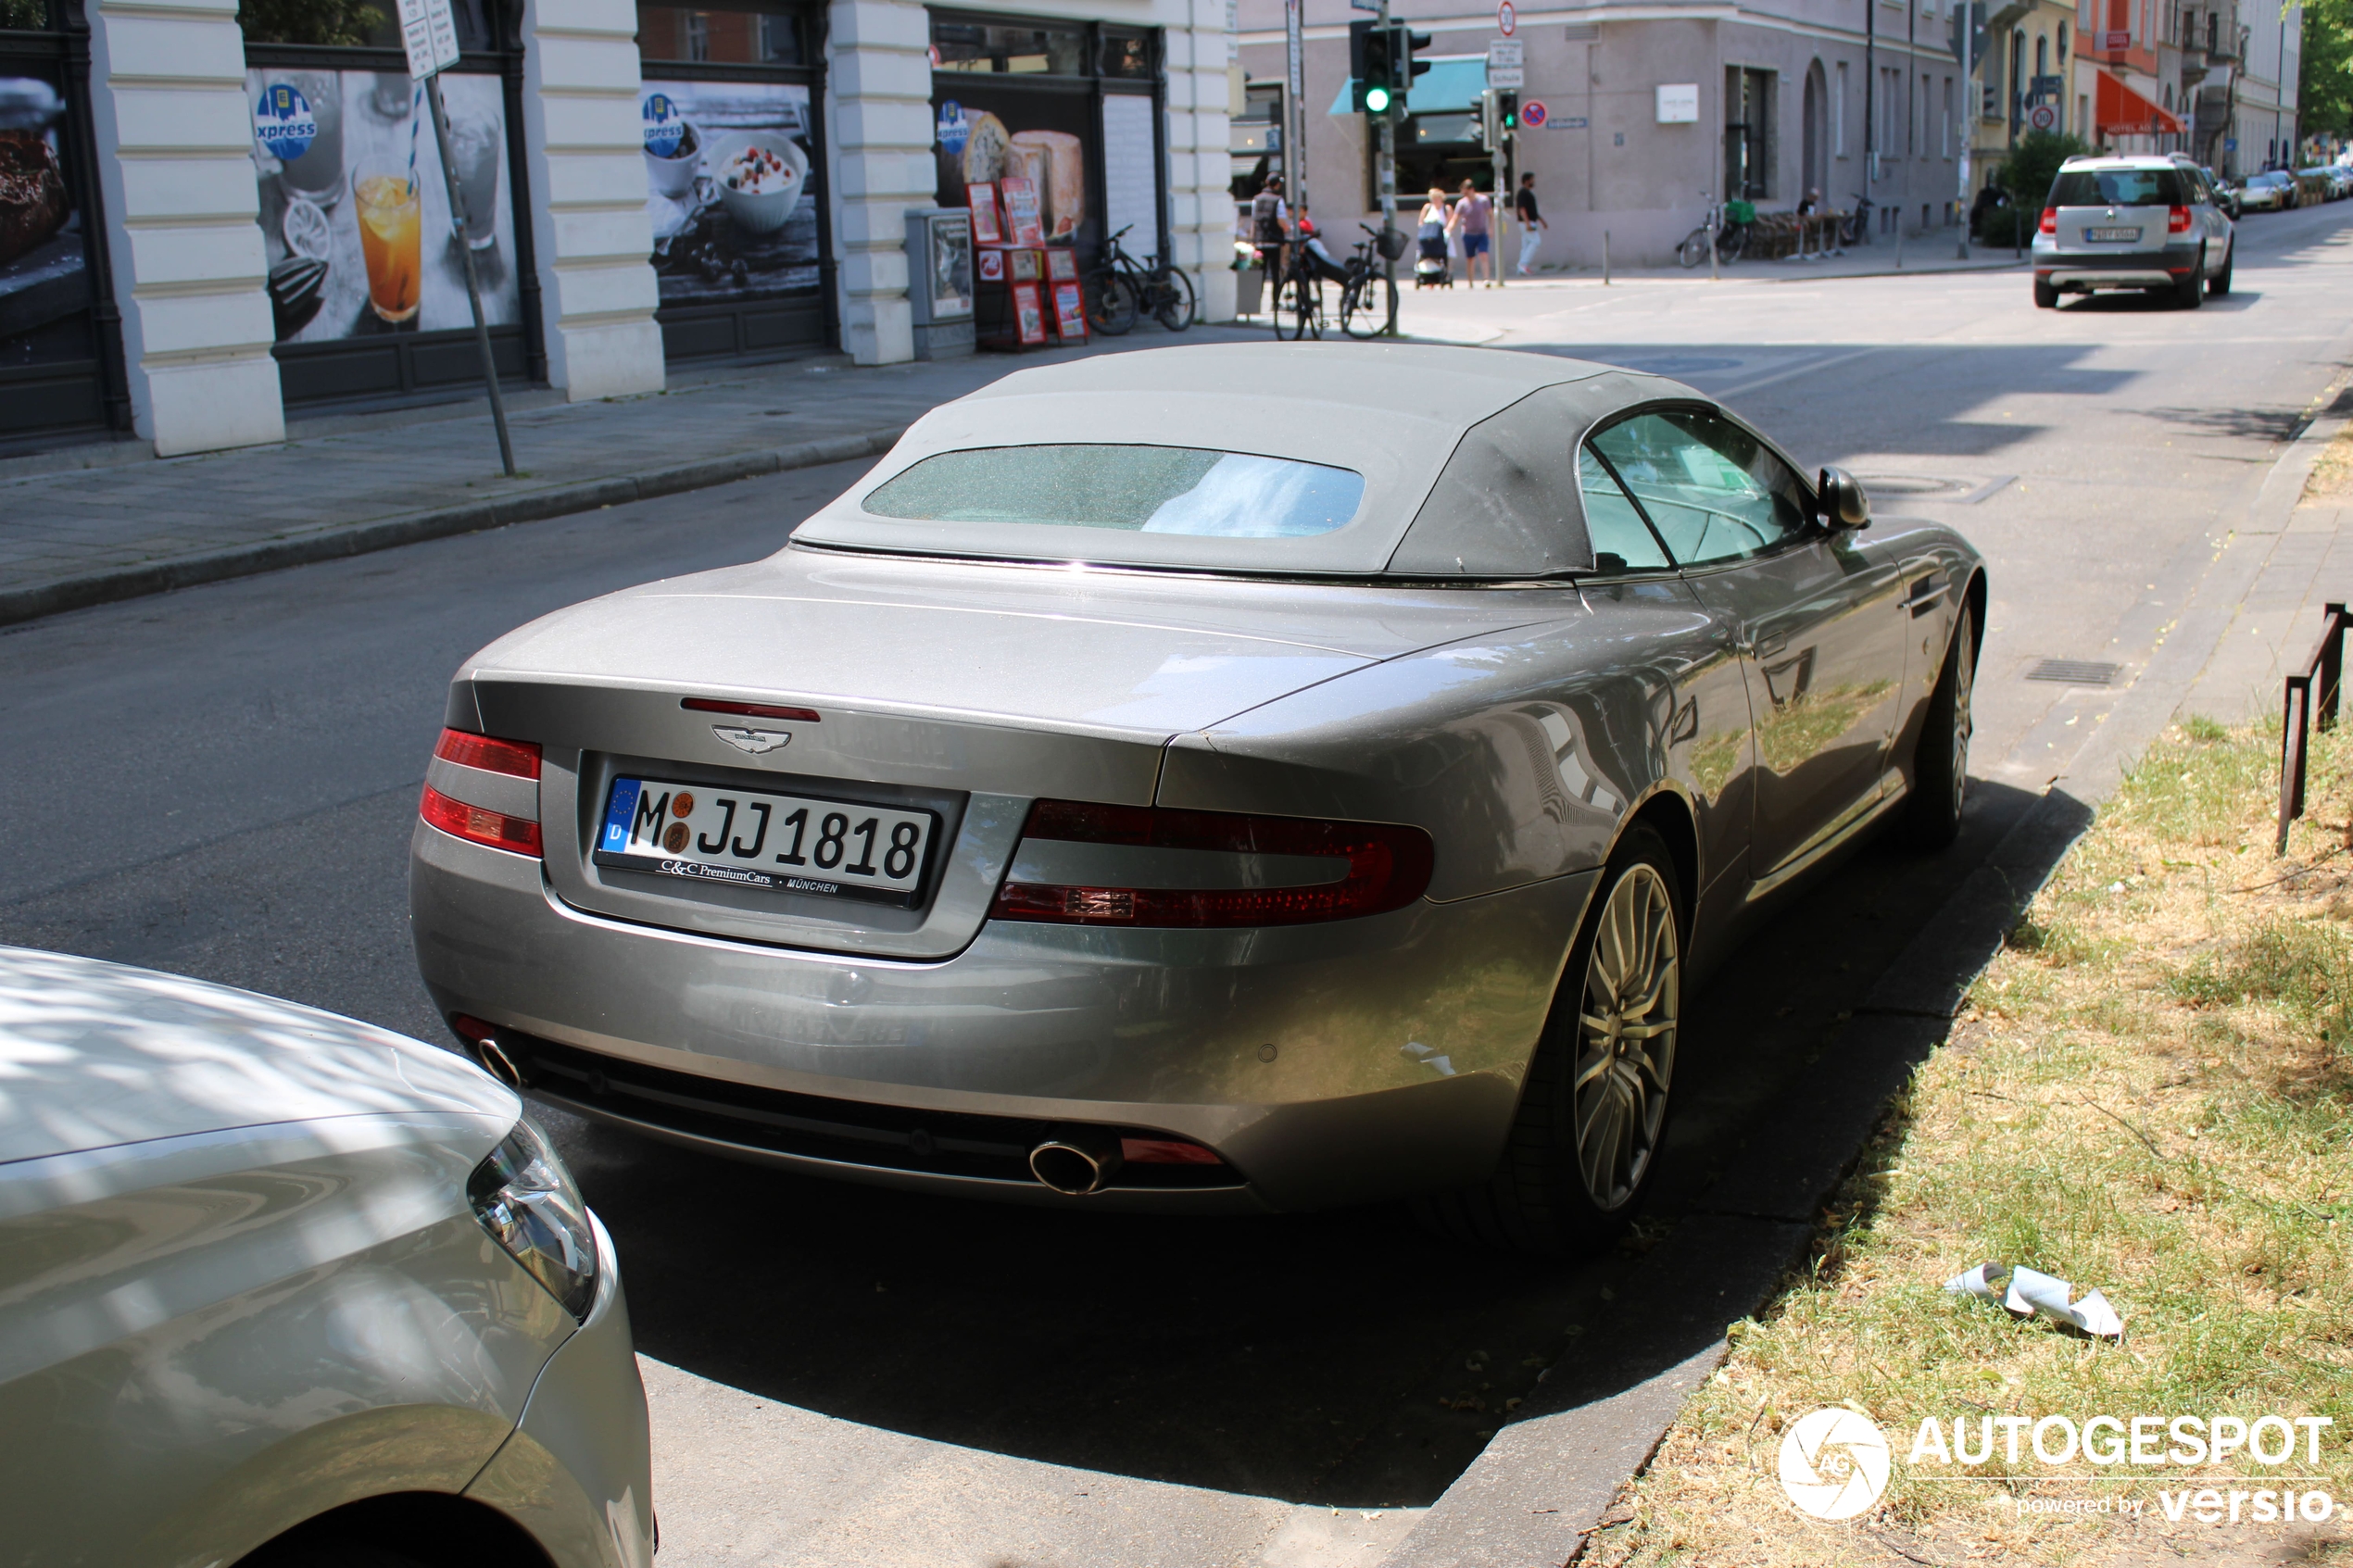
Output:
[{"xmin": 0, "ymin": 424, "xmax": 910, "ymax": 630}]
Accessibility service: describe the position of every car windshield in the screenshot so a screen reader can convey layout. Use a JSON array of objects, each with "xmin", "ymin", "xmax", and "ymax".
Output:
[
  {"xmin": 861, "ymin": 444, "xmax": 1366, "ymax": 538},
  {"xmin": 2049, "ymin": 168, "xmax": 2187, "ymax": 206}
]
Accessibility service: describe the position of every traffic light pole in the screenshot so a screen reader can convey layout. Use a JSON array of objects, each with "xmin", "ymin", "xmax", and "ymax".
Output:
[{"xmin": 1377, "ymin": 0, "xmax": 1399, "ymax": 332}]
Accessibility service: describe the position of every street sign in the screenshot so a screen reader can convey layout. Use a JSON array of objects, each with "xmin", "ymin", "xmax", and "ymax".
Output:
[
  {"xmin": 1488, "ymin": 39, "xmax": 1523, "ymax": 68},
  {"xmin": 1496, "ymin": 1, "xmax": 1516, "ymax": 36},
  {"xmin": 1556, "ymin": 116, "xmax": 1589, "ymax": 129},
  {"xmin": 1520, "ymin": 98, "xmax": 1547, "ymax": 128},
  {"xmin": 1487, "ymin": 65, "xmax": 1525, "ymax": 88},
  {"xmin": 2028, "ymin": 102, "xmax": 2057, "ymax": 132},
  {"xmin": 2099, "ymin": 29, "xmax": 2130, "ymax": 47},
  {"xmin": 1656, "ymin": 83, "xmax": 1698, "ymax": 123},
  {"xmin": 396, "ymin": 0, "xmax": 460, "ymax": 81}
]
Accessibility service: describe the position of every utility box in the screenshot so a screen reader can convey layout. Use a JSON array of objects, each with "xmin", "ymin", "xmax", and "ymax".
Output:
[{"xmin": 905, "ymin": 207, "xmax": 975, "ymax": 360}]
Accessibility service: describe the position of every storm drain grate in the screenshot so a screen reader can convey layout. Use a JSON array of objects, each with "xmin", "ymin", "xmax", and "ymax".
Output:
[{"xmin": 2027, "ymin": 659, "xmax": 2123, "ymax": 686}]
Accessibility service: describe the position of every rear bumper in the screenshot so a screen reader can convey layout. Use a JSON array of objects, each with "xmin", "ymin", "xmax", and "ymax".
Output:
[
  {"xmin": 2032, "ymin": 239, "xmax": 2203, "ymax": 289},
  {"xmin": 410, "ymin": 822, "xmax": 1593, "ymax": 1212}
]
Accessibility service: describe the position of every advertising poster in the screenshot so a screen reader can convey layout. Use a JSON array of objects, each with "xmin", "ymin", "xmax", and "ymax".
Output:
[
  {"xmin": 0, "ymin": 72, "xmax": 91, "ymax": 378},
  {"xmin": 1011, "ymin": 279, "xmax": 1047, "ymax": 345},
  {"xmin": 641, "ymin": 80, "xmax": 821, "ymax": 304},
  {"xmin": 927, "ymin": 213, "xmax": 972, "ymax": 320},
  {"xmin": 246, "ymin": 69, "xmax": 521, "ymax": 344},
  {"xmin": 935, "ymin": 92, "xmax": 1094, "ymax": 254}
]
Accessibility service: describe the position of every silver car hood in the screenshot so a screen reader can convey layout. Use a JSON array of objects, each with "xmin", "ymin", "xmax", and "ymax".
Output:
[
  {"xmin": 0, "ymin": 947, "xmax": 517, "ymax": 1165},
  {"xmin": 457, "ymin": 546, "xmax": 1565, "ymax": 740}
]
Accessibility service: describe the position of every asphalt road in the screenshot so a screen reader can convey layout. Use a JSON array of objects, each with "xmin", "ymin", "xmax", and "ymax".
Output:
[{"xmin": 5, "ymin": 199, "xmax": 2350, "ymax": 1567}]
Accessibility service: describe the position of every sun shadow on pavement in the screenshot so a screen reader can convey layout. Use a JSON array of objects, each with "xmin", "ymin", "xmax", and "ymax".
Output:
[{"xmin": 567, "ymin": 777, "xmax": 2092, "ymax": 1510}]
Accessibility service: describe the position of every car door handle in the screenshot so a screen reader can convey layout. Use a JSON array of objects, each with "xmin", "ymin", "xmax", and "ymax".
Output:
[{"xmin": 1753, "ymin": 632, "xmax": 1789, "ymax": 659}]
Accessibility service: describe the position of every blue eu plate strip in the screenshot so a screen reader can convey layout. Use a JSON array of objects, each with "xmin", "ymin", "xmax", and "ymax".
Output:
[{"xmin": 601, "ymin": 778, "xmax": 641, "ymax": 853}]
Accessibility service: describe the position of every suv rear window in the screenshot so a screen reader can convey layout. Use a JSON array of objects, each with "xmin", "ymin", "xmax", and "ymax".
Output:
[
  {"xmin": 2049, "ymin": 168, "xmax": 2188, "ymax": 207},
  {"xmin": 862, "ymin": 444, "xmax": 1365, "ymax": 539}
]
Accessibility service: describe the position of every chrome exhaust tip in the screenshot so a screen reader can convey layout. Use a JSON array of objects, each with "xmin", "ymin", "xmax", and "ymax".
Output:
[
  {"xmin": 472, "ymin": 1035, "xmax": 524, "ymax": 1091},
  {"xmin": 1029, "ymin": 1134, "xmax": 1124, "ymax": 1196}
]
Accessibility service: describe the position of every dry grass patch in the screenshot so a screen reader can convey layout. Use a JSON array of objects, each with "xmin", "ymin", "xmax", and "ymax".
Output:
[
  {"xmin": 1585, "ymin": 718, "xmax": 2353, "ymax": 1567},
  {"xmin": 2305, "ymin": 421, "xmax": 2353, "ymax": 503}
]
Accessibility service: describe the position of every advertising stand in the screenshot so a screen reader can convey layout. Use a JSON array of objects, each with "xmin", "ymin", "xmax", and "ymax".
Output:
[{"xmin": 904, "ymin": 207, "xmax": 975, "ymax": 359}]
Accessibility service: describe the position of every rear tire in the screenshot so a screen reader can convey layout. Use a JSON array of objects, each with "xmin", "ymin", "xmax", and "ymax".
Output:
[
  {"xmin": 1898, "ymin": 600, "xmax": 1976, "ymax": 850},
  {"xmin": 2033, "ymin": 277, "xmax": 2059, "ymax": 308},
  {"xmin": 1677, "ymin": 228, "xmax": 1712, "ymax": 268},
  {"xmin": 2208, "ymin": 245, "xmax": 2233, "ymax": 295},
  {"xmin": 1415, "ymin": 826, "xmax": 1684, "ymax": 1254},
  {"xmin": 1274, "ymin": 275, "xmax": 1320, "ymax": 340},
  {"xmin": 1340, "ymin": 271, "xmax": 1394, "ymax": 338},
  {"xmin": 2175, "ymin": 248, "xmax": 2206, "ymax": 308},
  {"xmin": 1151, "ymin": 267, "xmax": 1196, "ymax": 331}
]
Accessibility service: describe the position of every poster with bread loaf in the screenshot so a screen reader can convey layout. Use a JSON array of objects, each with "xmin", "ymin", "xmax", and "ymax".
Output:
[{"xmin": 935, "ymin": 97, "xmax": 1088, "ymax": 247}]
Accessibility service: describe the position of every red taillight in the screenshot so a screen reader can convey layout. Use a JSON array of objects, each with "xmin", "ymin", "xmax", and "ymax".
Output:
[
  {"xmin": 421, "ymin": 784, "xmax": 544, "ymax": 857},
  {"xmin": 989, "ymin": 799, "xmax": 1433, "ymax": 928},
  {"xmin": 434, "ymin": 727, "xmax": 540, "ymax": 779},
  {"xmin": 2039, "ymin": 206, "xmax": 2057, "ymax": 234},
  {"xmin": 683, "ymin": 697, "xmax": 822, "ymax": 722},
  {"xmin": 2168, "ymin": 205, "xmax": 2192, "ymax": 232}
]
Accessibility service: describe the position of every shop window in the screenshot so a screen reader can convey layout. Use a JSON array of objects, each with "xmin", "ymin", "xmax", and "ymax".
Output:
[
  {"xmin": 0, "ymin": 0, "xmax": 56, "ymax": 27},
  {"xmin": 934, "ymin": 20, "xmax": 1088, "ymax": 76},
  {"xmin": 237, "ymin": 0, "xmax": 509, "ymax": 53},
  {"xmin": 1100, "ymin": 29, "xmax": 1152, "ymax": 80},
  {"xmin": 1390, "ymin": 118, "xmax": 1492, "ymax": 211},
  {"xmin": 638, "ymin": 3, "xmax": 806, "ymax": 66}
]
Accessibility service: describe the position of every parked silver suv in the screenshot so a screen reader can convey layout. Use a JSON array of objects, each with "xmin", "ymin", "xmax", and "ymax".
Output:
[{"xmin": 2031, "ymin": 153, "xmax": 2234, "ymax": 308}]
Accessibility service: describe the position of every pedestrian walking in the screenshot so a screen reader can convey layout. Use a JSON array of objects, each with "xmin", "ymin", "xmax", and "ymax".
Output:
[
  {"xmin": 1416, "ymin": 186, "xmax": 1453, "ymax": 287},
  {"xmin": 1513, "ymin": 172, "xmax": 1546, "ymax": 276},
  {"xmin": 1455, "ymin": 180, "xmax": 1494, "ymax": 287}
]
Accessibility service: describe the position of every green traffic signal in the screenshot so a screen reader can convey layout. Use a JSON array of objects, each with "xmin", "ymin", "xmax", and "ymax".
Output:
[{"xmin": 1365, "ymin": 83, "xmax": 1391, "ymax": 113}]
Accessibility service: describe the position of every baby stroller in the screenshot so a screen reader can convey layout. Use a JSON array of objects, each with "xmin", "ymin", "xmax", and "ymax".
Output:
[{"xmin": 1414, "ymin": 219, "xmax": 1452, "ymax": 289}]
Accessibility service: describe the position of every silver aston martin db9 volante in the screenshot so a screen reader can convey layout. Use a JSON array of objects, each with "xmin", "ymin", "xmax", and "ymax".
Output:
[{"xmin": 410, "ymin": 343, "xmax": 1982, "ymax": 1251}]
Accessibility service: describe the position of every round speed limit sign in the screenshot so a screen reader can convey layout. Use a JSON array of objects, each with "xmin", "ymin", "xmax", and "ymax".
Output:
[{"xmin": 2028, "ymin": 103, "xmax": 2057, "ymax": 132}]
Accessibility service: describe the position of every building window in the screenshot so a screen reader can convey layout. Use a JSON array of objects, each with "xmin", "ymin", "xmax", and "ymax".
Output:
[
  {"xmin": 932, "ymin": 19, "xmax": 1088, "ymax": 76},
  {"xmin": 1835, "ymin": 61, "xmax": 1849, "ymax": 154},
  {"xmin": 639, "ymin": 5, "xmax": 806, "ymax": 65},
  {"xmin": 1726, "ymin": 66, "xmax": 1776, "ymax": 197},
  {"xmin": 1943, "ymin": 74, "xmax": 1953, "ymax": 152}
]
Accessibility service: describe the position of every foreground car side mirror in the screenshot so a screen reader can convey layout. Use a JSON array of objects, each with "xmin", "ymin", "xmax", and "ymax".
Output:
[{"xmin": 1818, "ymin": 466, "xmax": 1870, "ymax": 530}]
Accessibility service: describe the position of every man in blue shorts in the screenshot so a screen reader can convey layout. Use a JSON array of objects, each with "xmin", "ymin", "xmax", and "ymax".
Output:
[{"xmin": 1455, "ymin": 180, "xmax": 1494, "ymax": 286}]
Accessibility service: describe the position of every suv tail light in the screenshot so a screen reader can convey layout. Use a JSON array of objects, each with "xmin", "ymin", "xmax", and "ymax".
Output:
[
  {"xmin": 2039, "ymin": 206, "xmax": 2057, "ymax": 235},
  {"xmin": 989, "ymin": 799, "xmax": 1433, "ymax": 928},
  {"xmin": 2168, "ymin": 205, "xmax": 2192, "ymax": 232},
  {"xmin": 422, "ymin": 727, "xmax": 544, "ymax": 857}
]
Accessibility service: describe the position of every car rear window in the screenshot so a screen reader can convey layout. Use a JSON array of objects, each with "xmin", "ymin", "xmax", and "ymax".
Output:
[
  {"xmin": 2049, "ymin": 168, "xmax": 2188, "ymax": 207},
  {"xmin": 861, "ymin": 444, "xmax": 1366, "ymax": 539}
]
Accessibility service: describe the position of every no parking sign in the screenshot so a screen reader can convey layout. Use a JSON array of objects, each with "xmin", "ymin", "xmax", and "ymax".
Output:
[{"xmin": 1521, "ymin": 99, "xmax": 1548, "ymax": 129}]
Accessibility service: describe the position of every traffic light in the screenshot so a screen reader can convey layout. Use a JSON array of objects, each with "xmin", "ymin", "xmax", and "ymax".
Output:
[
  {"xmin": 1350, "ymin": 20, "xmax": 1394, "ymax": 114},
  {"xmin": 1497, "ymin": 90, "xmax": 1519, "ymax": 136},
  {"xmin": 1394, "ymin": 24, "xmax": 1432, "ymax": 95}
]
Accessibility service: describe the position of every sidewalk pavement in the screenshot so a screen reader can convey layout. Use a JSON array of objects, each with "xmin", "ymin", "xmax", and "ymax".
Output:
[{"xmin": 0, "ymin": 324, "xmax": 1251, "ymax": 628}]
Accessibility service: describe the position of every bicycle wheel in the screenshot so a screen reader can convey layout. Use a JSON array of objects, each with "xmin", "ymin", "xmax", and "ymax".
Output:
[
  {"xmin": 1676, "ymin": 228, "xmax": 1712, "ymax": 268},
  {"xmin": 1719, "ymin": 224, "xmax": 1749, "ymax": 262},
  {"xmin": 1340, "ymin": 270, "xmax": 1393, "ymax": 338},
  {"xmin": 1151, "ymin": 267, "xmax": 1196, "ymax": 332},
  {"xmin": 1274, "ymin": 274, "xmax": 1316, "ymax": 340},
  {"xmin": 1087, "ymin": 270, "xmax": 1139, "ymax": 336}
]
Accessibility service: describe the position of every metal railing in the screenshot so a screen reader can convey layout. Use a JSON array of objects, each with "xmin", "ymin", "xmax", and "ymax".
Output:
[{"xmin": 2277, "ymin": 600, "xmax": 2351, "ymax": 853}]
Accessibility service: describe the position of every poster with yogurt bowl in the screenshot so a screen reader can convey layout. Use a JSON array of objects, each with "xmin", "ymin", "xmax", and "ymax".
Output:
[
  {"xmin": 245, "ymin": 69, "xmax": 520, "ymax": 344},
  {"xmin": 640, "ymin": 81, "xmax": 820, "ymax": 304}
]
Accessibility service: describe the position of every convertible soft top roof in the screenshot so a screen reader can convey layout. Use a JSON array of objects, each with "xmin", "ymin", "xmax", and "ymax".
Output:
[{"xmin": 792, "ymin": 342, "xmax": 1696, "ymax": 578}]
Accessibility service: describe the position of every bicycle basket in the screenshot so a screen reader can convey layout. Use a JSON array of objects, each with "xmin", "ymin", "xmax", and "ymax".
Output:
[
  {"xmin": 1727, "ymin": 199, "xmax": 1756, "ymax": 225},
  {"xmin": 1374, "ymin": 226, "xmax": 1409, "ymax": 262}
]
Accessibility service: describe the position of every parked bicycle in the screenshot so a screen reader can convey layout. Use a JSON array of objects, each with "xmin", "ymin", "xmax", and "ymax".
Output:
[
  {"xmin": 1838, "ymin": 192, "xmax": 1875, "ymax": 247},
  {"xmin": 1676, "ymin": 200, "xmax": 1755, "ymax": 268},
  {"xmin": 1273, "ymin": 220, "xmax": 1403, "ymax": 341},
  {"xmin": 1086, "ymin": 224, "xmax": 1195, "ymax": 335}
]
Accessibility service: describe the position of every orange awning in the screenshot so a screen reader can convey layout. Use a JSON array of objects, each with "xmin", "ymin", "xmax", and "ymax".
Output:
[{"xmin": 2095, "ymin": 69, "xmax": 2184, "ymax": 134}]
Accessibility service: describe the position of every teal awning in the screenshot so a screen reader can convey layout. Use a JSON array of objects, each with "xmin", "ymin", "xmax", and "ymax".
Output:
[{"xmin": 1327, "ymin": 56, "xmax": 1489, "ymax": 116}]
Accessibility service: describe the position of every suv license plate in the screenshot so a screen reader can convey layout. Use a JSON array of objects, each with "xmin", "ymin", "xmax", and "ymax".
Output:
[
  {"xmin": 2086, "ymin": 226, "xmax": 2142, "ymax": 242},
  {"xmin": 595, "ymin": 776, "xmax": 936, "ymax": 907}
]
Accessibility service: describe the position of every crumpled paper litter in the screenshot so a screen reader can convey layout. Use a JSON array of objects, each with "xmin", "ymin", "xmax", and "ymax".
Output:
[{"xmin": 1945, "ymin": 1261, "xmax": 2124, "ymax": 1338}]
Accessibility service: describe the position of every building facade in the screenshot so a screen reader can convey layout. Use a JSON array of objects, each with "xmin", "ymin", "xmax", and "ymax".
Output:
[{"xmin": 0, "ymin": 0, "xmax": 1237, "ymax": 459}]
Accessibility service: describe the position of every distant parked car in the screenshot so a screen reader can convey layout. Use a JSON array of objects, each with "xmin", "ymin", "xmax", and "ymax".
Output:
[
  {"xmin": 2032, "ymin": 152, "xmax": 2235, "ymax": 307},
  {"xmin": 2237, "ymin": 170, "xmax": 2296, "ymax": 211},
  {"xmin": 2205, "ymin": 169, "xmax": 2243, "ymax": 219},
  {"xmin": 2294, "ymin": 168, "xmax": 2334, "ymax": 205},
  {"xmin": 0, "ymin": 946, "xmax": 653, "ymax": 1568}
]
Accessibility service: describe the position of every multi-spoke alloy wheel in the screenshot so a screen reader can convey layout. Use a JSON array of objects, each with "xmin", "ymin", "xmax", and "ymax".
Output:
[
  {"xmin": 1571, "ymin": 862, "xmax": 1680, "ymax": 1211},
  {"xmin": 1900, "ymin": 599, "xmax": 1976, "ymax": 848}
]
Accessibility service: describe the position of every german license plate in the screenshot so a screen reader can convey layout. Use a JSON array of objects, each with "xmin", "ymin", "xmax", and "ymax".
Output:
[
  {"xmin": 2086, "ymin": 226, "xmax": 2142, "ymax": 242},
  {"xmin": 594, "ymin": 777, "xmax": 936, "ymax": 907}
]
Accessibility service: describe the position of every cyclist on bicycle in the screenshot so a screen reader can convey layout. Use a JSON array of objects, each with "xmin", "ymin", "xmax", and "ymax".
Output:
[{"xmin": 1252, "ymin": 175, "xmax": 1291, "ymax": 284}]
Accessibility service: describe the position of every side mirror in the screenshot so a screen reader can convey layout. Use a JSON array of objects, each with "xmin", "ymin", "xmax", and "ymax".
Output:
[{"xmin": 1818, "ymin": 466, "xmax": 1870, "ymax": 530}]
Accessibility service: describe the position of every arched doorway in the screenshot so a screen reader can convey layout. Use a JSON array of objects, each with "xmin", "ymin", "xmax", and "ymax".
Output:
[{"xmin": 1802, "ymin": 60, "xmax": 1827, "ymax": 201}]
